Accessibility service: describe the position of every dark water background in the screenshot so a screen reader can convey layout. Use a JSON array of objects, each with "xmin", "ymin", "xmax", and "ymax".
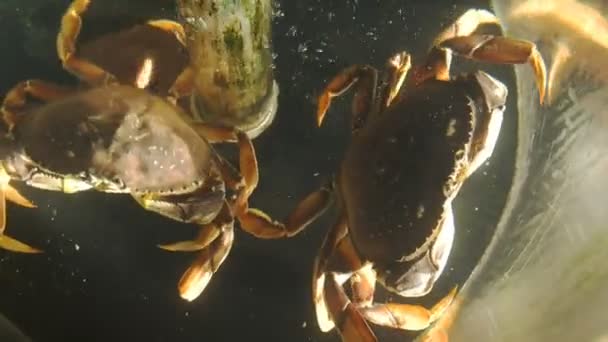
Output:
[{"xmin": 0, "ymin": 0, "xmax": 517, "ymax": 341}]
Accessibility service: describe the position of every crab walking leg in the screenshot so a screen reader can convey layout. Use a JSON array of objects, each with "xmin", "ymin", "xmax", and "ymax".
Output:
[
  {"xmin": 156, "ymin": 193, "xmax": 236, "ymax": 253},
  {"xmin": 418, "ymin": 291, "xmax": 464, "ymax": 342},
  {"xmin": 178, "ymin": 221, "xmax": 235, "ymax": 301},
  {"xmin": 358, "ymin": 286, "xmax": 458, "ymax": 332},
  {"xmin": 376, "ymin": 52, "xmax": 411, "ymax": 112},
  {"xmin": 57, "ymin": 0, "xmax": 118, "ymax": 86},
  {"xmin": 413, "ymin": 8, "xmax": 547, "ymax": 104},
  {"xmin": 313, "ymin": 214, "xmax": 348, "ymax": 333},
  {"xmin": 146, "ymin": 20, "xmax": 187, "ymax": 46},
  {"xmin": 440, "ymin": 35, "xmax": 547, "ymax": 104},
  {"xmin": 313, "ymin": 222, "xmax": 379, "ymax": 340},
  {"xmin": 1, "ymin": 79, "xmax": 74, "ymax": 128},
  {"xmin": 234, "ymin": 130, "xmax": 259, "ymax": 206},
  {"xmin": 168, "ymin": 65, "xmax": 196, "ymax": 103},
  {"xmin": 238, "ymin": 185, "xmax": 333, "ymax": 239},
  {"xmin": 316, "ymin": 65, "xmax": 379, "ymax": 132},
  {"xmin": 158, "ymin": 222, "xmax": 223, "ymax": 253},
  {"xmin": 190, "ymin": 123, "xmax": 240, "ymax": 143},
  {"xmin": 432, "ymin": 9, "xmax": 500, "ymax": 47},
  {"xmin": 144, "ymin": 19, "xmax": 196, "ymax": 102},
  {"xmin": 412, "ymin": 9, "xmax": 498, "ymax": 85},
  {"xmin": 228, "ymin": 130, "xmax": 333, "ymax": 238},
  {"xmin": 324, "ymin": 273, "xmax": 378, "ymax": 342},
  {"xmin": 0, "ymin": 79, "xmax": 62, "ymax": 253},
  {"xmin": 0, "ymin": 170, "xmax": 40, "ymax": 253},
  {"xmin": 546, "ymin": 41, "xmax": 572, "ymax": 105},
  {"xmin": 314, "ymin": 225, "xmax": 459, "ymax": 339}
]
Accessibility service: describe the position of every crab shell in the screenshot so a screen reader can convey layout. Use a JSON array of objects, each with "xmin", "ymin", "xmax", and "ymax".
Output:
[
  {"xmin": 337, "ymin": 71, "xmax": 507, "ymax": 296},
  {"xmin": 3, "ymin": 85, "xmax": 225, "ymax": 222}
]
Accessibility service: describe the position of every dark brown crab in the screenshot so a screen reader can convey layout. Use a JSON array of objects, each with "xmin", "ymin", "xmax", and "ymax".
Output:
[
  {"xmin": 0, "ymin": 0, "xmax": 286, "ymax": 302},
  {"xmin": 269, "ymin": 9, "xmax": 547, "ymax": 341}
]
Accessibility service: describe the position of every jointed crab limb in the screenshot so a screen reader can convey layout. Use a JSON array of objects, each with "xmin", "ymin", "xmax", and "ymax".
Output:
[
  {"xmin": 146, "ymin": 20, "xmax": 187, "ymax": 46},
  {"xmin": 546, "ymin": 41, "xmax": 572, "ymax": 105},
  {"xmin": 237, "ymin": 186, "xmax": 333, "ymax": 239},
  {"xmin": 413, "ymin": 8, "xmax": 547, "ymax": 104},
  {"xmin": 159, "ymin": 222, "xmax": 222, "ymax": 253},
  {"xmin": 0, "ymin": 169, "xmax": 40, "ymax": 253},
  {"xmin": 178, "ymin": 215, "xmax": 235, "ymax": 301},
  {"xmin": 235, "ymin": 131, "xmax": 259, "ymax": 205},
  {"xmin": 324, "ymin": 273, "xmax": 378, "ymax": 342},
  {"xmin": 411, "ymin": 47, "xmax": 452, "ymax": 85},
  {"xmin": 317, "ymin": 52, "xmax": 413, "ymax": 131},
  {"xmin": 313, "ymin": 214, "xmax": 348, "ymax": 332},
  {"xmin": 1, "ymin": 79, "xmax": 73, "ymax": 128},
  {"xmin": 432, "ymin": 9, "xmax": 500, "ymax": 47},
  {"xmin": 221, "ymin": 130, "xmax": 332, "ymax": 239},
  {"xmin": 57, "ymin": 0, "xmax": 118, "ymax": 86},
  {"xmin": 316, "ymin": 65, "xmax": 378, "ymax": 131},
  {"xmin": 157, "ymin": 192, "xmax": 235, "ymax": 253},
  {"xmin": 313, "ymin": 213, "xmax": 459, "ymax": 339},
  {"xmin": 168, "ymin": 66, "xmax": 196, "ymax": 103},
  {"xmin": 144, "ymin": 19, "xmax": 195, "ymax": 102},
  {"xmin": 440, "ymin": 35, "xmax": 547, "ymax": 104},
  {"xmin": 378, "ymin": 52, "xmax": 411, "ymax": 110},
  {"xmin": 313, "ymin": 228, "xmax": 374, "ymax": 339},
  {"xmin": 190, "ymin": 123, "xmax": 240, "ymax": 143},
  {"xmin": 358, "ymin": 286, "xmax": 458, "ymax": 331}
]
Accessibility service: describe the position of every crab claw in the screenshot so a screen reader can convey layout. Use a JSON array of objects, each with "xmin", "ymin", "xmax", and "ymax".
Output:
[
  {"xmin": 0, "ymin": 170, "xmax": 41, "ymax": 253},
  {"xmin": 178, "ymin": 226, "xmax": 234, "ymax": 301}
]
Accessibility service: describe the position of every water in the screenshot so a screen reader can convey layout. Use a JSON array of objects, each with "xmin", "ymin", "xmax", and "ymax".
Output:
[{"xmin": 0, "ymin": 1, "xmax": 604, "ymax": 341}]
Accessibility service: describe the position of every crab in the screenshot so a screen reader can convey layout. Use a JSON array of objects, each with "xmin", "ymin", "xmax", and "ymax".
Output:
[
  {"xmin": 0, "ymin": 0, "xmax": 288, "ymax": 302},
  {"xmin": 269, "ymin": 9, "xmax": 547, "ymax": 341}
]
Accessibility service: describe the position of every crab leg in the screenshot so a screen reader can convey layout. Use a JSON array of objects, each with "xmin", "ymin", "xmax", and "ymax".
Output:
[
  {"xmin": 358, "ymin": 286, "xmax": 458, "ymax": 332},
  {"xmin": 158, "ymin": 222, "xmax": 223, "ymax": 253},
  {"xmin": 314, "ymin": 215, "xmax": 459, "ymax": 341},
  {"xmin": 0, "ymin": 169, "xmax": 40, "ymax": 253},
  {"xmin": 190, "ymin": 123, "xmax": 240, "ymax": 143},
  {"xmin": 317, "ymin": 65, "xmax": 379, "ymax": 132},
  {"xmin": 57, "ymin": 0, "xmax": 118, "ymax": 86},
  {"xmin": 213, "ymin": 130, "xmax": 332, "ymax": 239},
  {"xmin": 144, "ymin": 19, "xmax": 197, "ymax": 102},
  {"xmin": 413, "ymin": 8, "xmax": 547, "ymax": 104},
  {"xmin": 324, "ymin": 273, "xmax": 377, "ymax": 342},
  {"xmin": 168, "ymin": 65, "xmax": 196, "ymax": 103},
  {"xmin": 545, "ymin": 41, "xmax": 572, "ymax": 105},
  {"xmin": 0, "ymin": 79, "xmax": 62, "ymax": 253},
  {"xmin": 237, "ymin": 185, "xmax": 333, "ymax": 239},
  {"xmin": 312, "ymin": 213, "xmax": 351, "ymax": 333},
  {"xmin": 376, "ymin": 52, "xmax": 411, "ymax": 111},
  {"xmin": 1, "ymin": 79, "xmax": 73, "ymax": 129},
  {"xmin": 177, "ymin": 210, "xmax": 235, "ymax": 302},
  {"xmin": 313, "ymin": 216, "xmax": 378, "ymax": 341},
  {"xmin": 440, "ymin": 35, "xmax": 546, "ymax": 103}
]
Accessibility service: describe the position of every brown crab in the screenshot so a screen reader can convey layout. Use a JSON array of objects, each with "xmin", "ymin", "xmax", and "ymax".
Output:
[
  {"xmin": 0, "ymin": 0, "xmax": 288, "ymax": 302},
  {"xmin": 264, "ymin": 8, "xmax": 547, "ymax": 342}
]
